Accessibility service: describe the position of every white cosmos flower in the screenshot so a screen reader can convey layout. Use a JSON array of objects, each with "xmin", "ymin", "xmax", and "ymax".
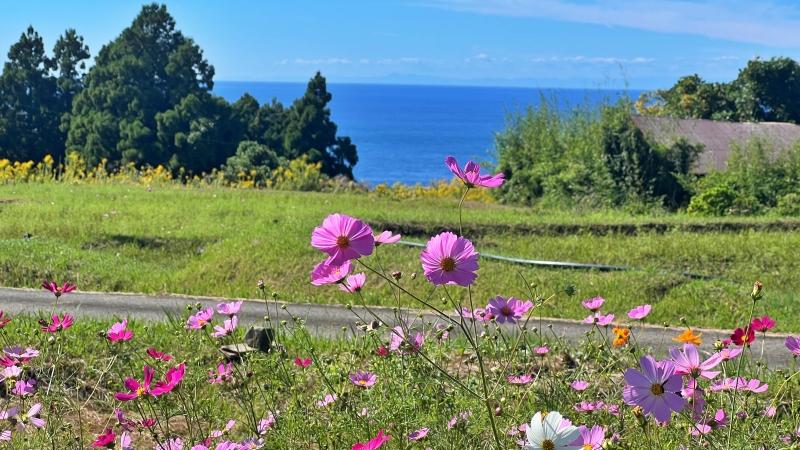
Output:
[{"xmin": 526, "ymin": 411, "xmax": 581, "ymax": 450}]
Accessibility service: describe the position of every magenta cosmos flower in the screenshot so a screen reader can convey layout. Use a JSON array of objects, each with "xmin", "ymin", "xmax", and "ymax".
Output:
[
  {"xmin": 507, "ymin": 375, "xmax": 532, "ymax": 384},
  {"xmin": 668, "ymin": 343, "xmax": 722, "ymax": 380},
  {"xmin": 750, "ymin": 316, "xmax": 775, "ymax": 332},
  {"xmin": 445, "ymin": 156, "xmax": 504, "ymax": 188},
  {"xmin": 628, "ymin": 305, "xmax": 652, "ymax": 320},
  {"xmin": 107, "ymin": 318, "xmax": 133, "ymax": 342},
  {"xmin": 151, "ymin": 364, "xmax": 185, "ymax": 395},
  {"xmin": 92, "ymin": 429, "xmax": 116, "ymax": 447},
  {"xmin": 374, "ymin": 230, "xmax": 401, "ymax": 245},
  {"xmin": 420, "ymin": 232, "xmax": 479, "ymax": 286},
  {"xmin": 582, "ymin": 297, "xmax": 604, "ymax": 312},
  {"xmin": 115, "ymin": 366, "xmax": 155, "ymax": 401},
  {"xmin": 786, "ymin": 336, "xmax": 800, "ymax": 356},
  {"xmin": 41, "ymin": 314, "xmax": 74, "ymax": 332},
  {"xmin": 311, "ymin": 213, "xmax": 374, "ymax": 266},
  {"xmin": 622, "ymin": 355, "xmax": 685, "ymax": 423},
  {"xmin": 349, "ymin": 371, "xmax": 377, "ymax": 387},
  {"xmin": 731, "ymin": 326, "xmax": 755, "ymax": 346},
  {"xmin": 211, "ymin": 316, "xmax": 238, "ymax": 338},
  {"xmin": 42, "ymin": 281, "xmax": 76, "ymax": 298},
  {"xmin": 146, "ymin": 349, "xmax": 172, "ymax": 362},
  {"xmin": 340, "ymin": 273, "xmax": 366, "ymax": 293},
  {"xmin": 208, "ymin": 362, "xmax": 232, "ymax": 383},
  {"xmin": 311, "ymin": 260, "xmax": 352, "ymax": 285},
  {"xmin": 486, "ymin": 296, "xmax": 533, "ymax": 324},
  {"xmin": 185, "ymin": 308, "xmax": 214, "ymax": 329},
  {"xmin": 583, "ymin": 312, "xmax": 614, "ymax": 326},
  {"xmin": 570, "ymin": 381, "xmax": 589, "ymax": 391},
  {"xmin": 351, "ymin": 429, "xmax": 391, "ymax": 450}
]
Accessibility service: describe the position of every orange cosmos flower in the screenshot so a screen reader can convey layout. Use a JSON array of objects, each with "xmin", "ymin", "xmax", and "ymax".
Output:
[
  {"xmin": 612, "ymin": 325, "xmax": 630, "ymax": 348},
  {"xmin": 673, "ymin": 329, "xmax": 702, "ymax": 345}
]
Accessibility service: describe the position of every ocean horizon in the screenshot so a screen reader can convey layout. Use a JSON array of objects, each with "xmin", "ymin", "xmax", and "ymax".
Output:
[{"xmin": 213, "ymin": 81, "xmax": 644, "ymax": 186}]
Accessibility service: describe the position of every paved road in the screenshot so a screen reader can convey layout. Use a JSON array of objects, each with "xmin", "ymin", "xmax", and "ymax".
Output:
[{"xmin": 0, "ymin": 287, "xmax": 794, "ymax": 368}]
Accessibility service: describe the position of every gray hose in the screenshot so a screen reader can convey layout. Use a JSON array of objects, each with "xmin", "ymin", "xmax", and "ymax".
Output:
[{"xmin": 397, "ymin": 240, "xmax": 728, "ymax": 282}]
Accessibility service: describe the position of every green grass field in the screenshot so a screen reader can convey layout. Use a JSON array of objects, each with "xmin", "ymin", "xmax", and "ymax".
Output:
[{"xmin": 0, "ymin": 183, "xmax": 796, "ymax": 331}]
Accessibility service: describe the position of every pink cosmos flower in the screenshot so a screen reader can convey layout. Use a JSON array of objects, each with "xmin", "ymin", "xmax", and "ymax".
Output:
[
  {"xmin": 42, "ymin": 281, "xmax": 76, "ymax": 298},
  {"xmin": 750, "ymin": 316, "xmax": 775, "ymax": 332},
  {"xmin": 420, "ymin": 232, "xmax": 479, "ymax": 286},
  {"xmin": 486, "ymin": 296, "xmax": 533, "ymax": 324},
  {"xmin": 628, "ymin": 305, "xmax": 652, "ymax": 320},
  {"xmin": 731, "ymin": 326, "xmax": 755, "ymax": 346},
  {"xmin": 717, "ymin": 348, "xmax": 742, "ymax": 360},
  {"xmin": 185, "ymin": 308, "xmax": 214, "ymax": 329},
  {"xmin": 709, "ymin": 377, "xmax": 739, "ymax": 391},
  {"xmin": 0, "ymin": 311, "xmax": 10, "ymax": 328},
  {"xmin": 151, "ymin": 364, "xmax": 185, "ymax": 395},
  {"xmin": 352, "ymin": 429, "xmax": 391, "ymax": 450},
  {"xmin": 458, "ymin": 307, "xmax": 493, "ymax": 321},
  {"xmin": 573, "ymin": 401, "xmax": 603, "ymax": 413},
  {"xmin": 115, "ymin": 408, "xmax": 136, "ymax": 432},
  {"xmin": 583, "ymin": 312, "xmax": 614, "ymax": 326},
  {"xmin": 120, "ymin": 433, "xmax": 134, "ymax": 450},
  {"xmin": 786, "ymin": 336, "xmax": 800, "ymax": 356},
  {"xmin": 16, "ymin": 403, "xmax": 44, "ymax": 431},
  {"xmin": 311, "ymin": 213, "xmax": 374, "ymax": 266},
  {"xmin": 532, "ymin": 346, "xmax": 550, "ymax": 355},
  {"xmin": 4, "ymin": 347, "xmax": 39, "ymax": 359},
  {"xmin": 156, "ymin": 438, "xmax": 183, "ymax": 450},
  {"xmin": 316, "ymin": 394, "xmax": 337, "ymax": 407},
  {"xmin": 762, "ymin": 406, "xmax": 777, "ymax": 418},
  {"xmin": 210, "ymin": 420, "xmax": 235, "ymax": 438},
  {"xmin": 681, "ymin": 378, "xmax": 707, "ymax": 419},
  {"xmin": 570, "ymin": 380, "xmax": 589, "ymax": 391},
  {"xmin": 507, "ymin": 375, "xmax": 532, "ymax": 384},
  {"xmin": 622, "ymin": 355, "xmax": 686, "ymax": 423},
  {"xmin": 216, "ymin": 301, "xmax": 242, "ymax": 316},
  {"xmin": 107, "ymin": 318, "xmax": 133, "ymax": 342},
  {"xmin": 582, "ymin": 297, "xmax": 604, "ymax": 312},
  {"xmin": 146, "ymin": 349, "xmax": 172, "ymax": 362},
  {"xmin": 692, "ymin": 409, "xmax": 728, "ymax": 435},
  {"xmin": 737, "ymin": 378, "xmax": 768, "ymax": 393},
  {"xmin": 389, "ymin": 325, "xmax": 424, "ymax": 353},
  {"xmin": 12, "ymin": 379, "xmax": 36, "ymax": 396},
  {"xmin": 1, "ymin": 365, "xmax": 23, "ymax": 381},
  {"xmin": 375, "ymin": 230, "xmax": 401, "ymax": 245},
  {"xmin": 92, "ymin": 429, "xmax": 116, "ymax": 447},
  {"xmin": 310, "ymin": 260, "xmax": 352, "ymax": 285},
  {"xmin": 208, "ymin": 362, "xmax": 233, "ymax": 383},
  {"xmin": 211, "ymin": 316, "xmax": 238, "ymax": 338},
  {"xmin": 408, "ymin": 428, "xmax": 429, "ymax": 441},
  {"xmin": 569, "ymin": 425, "xmax": 604, "ymax": 450},
  {"xmin": 349, "ymin": 371, "xmax": 377, "ymax": 387},
  {"xmin": 445, "ymin": 156, "xmax": 504, "ymax": 188},
  {"xmin": 41, "ymin": 314, "xmax": 74, "ymax": 332},
  {"xmin": 116, "ymin": 366, "xmax": 155, "ymax": 401},
  {"xmin": 295, "ymin": 358, "xmax": 311, "ymax": 367},
  {"xmin": 669, "ymin": 343, "xmax": 723, "ymax": 380},
  {"xmin": 340, "ymin": 273, "xmax": 366, "ymax": 293},
  {"xmin": 241, "ymin": 437, "xmax": 265, "ymax": 449},
  {"xmin": 258, "ymin": 412, "xmax": 278, "ymax": 434}
]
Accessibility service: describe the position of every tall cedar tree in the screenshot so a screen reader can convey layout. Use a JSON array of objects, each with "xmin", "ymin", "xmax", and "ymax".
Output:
[
  {"xmin": 0, "ymin": 26, "xmax": 88, "ymax": 162},
  {"xmin": 64, "ymin": 3, "xmax": 234, "ymax": 173}
]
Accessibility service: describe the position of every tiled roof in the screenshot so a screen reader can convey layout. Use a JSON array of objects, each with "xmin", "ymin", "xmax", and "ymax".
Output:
[{"xmin": 630, "ymin": 114, "xmax": 800, "ymax": 174}]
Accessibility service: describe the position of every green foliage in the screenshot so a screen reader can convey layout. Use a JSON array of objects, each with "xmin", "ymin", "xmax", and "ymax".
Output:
[
  {"xmin": 221, "ymin": 140, "xmax": 282, "ymax": 185},
  {"xmin": 777, "ymin": 192, "xmax": 800, "ymax": 216},
  {"xmin": 687, "ymin": 138, "xmax": 800, "ymax": 215},
  {"xmin": 494, "ymin": 94, "xmax": 699, "ymax": 210},
  {"xmin": 637, "ymin": 56, "xmax": 800, "ymax": 124}
]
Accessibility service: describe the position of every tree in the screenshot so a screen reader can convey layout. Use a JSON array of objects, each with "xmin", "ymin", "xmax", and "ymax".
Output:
[
  {"xmin": 65, "ymin": 3, "xmax": 216, "ymax": 169},
  {"xmin": 283, "ymin": 72, "xmax": 357, "ymax": 178},
  {"xmin": 733, "ymin": 57, "xmax": 800, "ymax": 123},
  {"xmin": 0, "ymin": 26, "xmax": 59, "ymax": 162},
  {"xmin": 53, "ymin": 29, "xmax": 90, "ymax": 119},
  {"xmin": 635, "ymin": 75, "xmax": 736, "ymax": 121}
]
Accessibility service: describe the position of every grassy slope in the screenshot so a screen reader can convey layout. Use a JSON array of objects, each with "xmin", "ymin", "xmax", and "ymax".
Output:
[{"xmin": 0, "ymin": 183, "xmax": 795, "ymax": 331}]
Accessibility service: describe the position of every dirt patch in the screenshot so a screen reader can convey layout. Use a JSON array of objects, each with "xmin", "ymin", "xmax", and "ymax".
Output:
[{"xmin": 371, "ymin": 219, "xmax": 800, "ymax": 238}]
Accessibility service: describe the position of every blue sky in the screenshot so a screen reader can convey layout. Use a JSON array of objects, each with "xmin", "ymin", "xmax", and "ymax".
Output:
[{"xmin": 2, "ymin": 0, "xmax": 799, "ymax": 89}]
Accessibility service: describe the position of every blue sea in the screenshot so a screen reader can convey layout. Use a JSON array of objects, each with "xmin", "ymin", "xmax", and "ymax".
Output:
[{"xmin": 213, "ymin": 82, "xmax": 643, "ymax": 186}]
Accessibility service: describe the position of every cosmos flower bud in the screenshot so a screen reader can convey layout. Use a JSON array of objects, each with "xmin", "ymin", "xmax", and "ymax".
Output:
[
  {"xmin": 751, "ymin": 281, "xmax": 763, "ymax": 300},
  {"xmin": 392, "ymin": 271, "xmax": 402, "ymax": 281},
  {"xmin": 564, "ymin": 284, "xmax": 575, "ymax": 296},
  {"xmin": 410, "ymin": 273, "xmax": 417, "ymax": 280}
]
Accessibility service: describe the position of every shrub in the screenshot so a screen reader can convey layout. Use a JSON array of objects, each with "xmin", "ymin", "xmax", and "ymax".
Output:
[{"xmin": 777, "ymin": 192, "xmax": 800, "ymax": 216}]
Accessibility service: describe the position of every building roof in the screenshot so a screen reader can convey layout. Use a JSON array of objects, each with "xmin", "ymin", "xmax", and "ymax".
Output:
[{"xmin": 630, "ymin": 114, "xmax": 800, "ymax": 174}]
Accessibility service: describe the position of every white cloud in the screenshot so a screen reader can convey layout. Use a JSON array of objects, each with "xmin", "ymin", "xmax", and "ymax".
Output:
[
  {"xmin": 276, "ymin": 58, "xmax": 352, "ymax": 65},
  {"xmin": 712, "ymin": 55, "xmax": 739, "ymax": 60},
  {"xmin": 533, "ymin": 55, "xmax": 655, "ymax": 64},
  {"xmin": 417, "ymin": 0, "xmax": 800, "ymax": 47}
]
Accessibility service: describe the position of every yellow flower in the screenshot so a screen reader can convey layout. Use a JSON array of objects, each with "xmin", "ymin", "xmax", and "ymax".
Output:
[{"xmin": 672, "ymin": 329, "xmax": 702, "ymax": 345}]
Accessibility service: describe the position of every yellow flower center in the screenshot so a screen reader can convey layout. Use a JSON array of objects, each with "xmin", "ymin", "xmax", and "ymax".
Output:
[
  {"xmin": 336, "ymin": 235, "xmax": 350, "ymax": 248},
  {"xmin": 440, "ymin": 257, "xmax": 456, "ymax": 272},
  {"xmin": 136, "ymin": 387, "xmax": 146, "ymax": 397},
  {"xmin": 542, "ymin": 439, "xmax": 555, "ymax": 450},
  {"xmin": 500, "ymin": 307, "xmax": 512, "ymax": 316},
  {"xmin": 583, "ymin": 445, "xmax": 593, "ymax": 450},
  {"xmin": 650, "ymin": 383, "xmax": 664, "ymax": 395},
  {"xmin": 359, "ymin": 380, "xmax": 367, "ymax": 386},
  {"xmin": 198, "ymin": 319, "xmax": 206, "ymax": 326}
]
